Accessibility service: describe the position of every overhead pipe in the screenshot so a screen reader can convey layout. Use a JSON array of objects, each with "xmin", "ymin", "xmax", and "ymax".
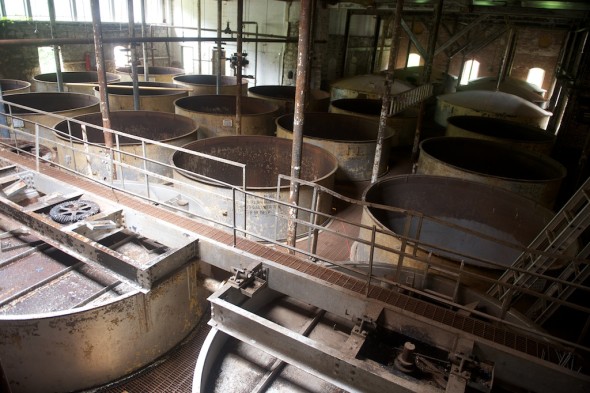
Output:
[
  {"xmin": 90, "ymin": 0, "xmax": 113, "ymax": 150},
  {"xmin": 217, "ymin": 0, "xmax": 222, "ymax": 94},
  {"xmin": 243, "ymin": 21, "xmax": 259, "ymax": 85},
  {"xmin": 128, "ymin": 0, "xmax": 140, "ymax": 110},
  {"xmin": 0, "ymin": 36, "xmax": 298, "ymax": 46},
  {"xmin": 47, "ymin": 0, "xmax": 64, "ymax": 92},
  {"xmin": 496, "ymin": 27, "xmax": 516, "ymax": 91},
  {"xmin": 286, "ymin": 0, "xmax": 312, "ymax": 251},
  {"xmin": 140, "ymin": 0, "xmax": 149, "ymax": 80},
  {"xmin": 372, "ymin": 0, "xmax": 403, "ymax": 184},
  {"xmin": 411, "ymin": 0, "xmax": 443, "ymax": 173},
  {"xmin": 236, "ymin": 0, "xmax": 243, "ymax": 135}
]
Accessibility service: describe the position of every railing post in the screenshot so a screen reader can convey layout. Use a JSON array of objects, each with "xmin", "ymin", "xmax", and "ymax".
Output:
[{"xmin": 366, "ymin": 225, "xmax": 377, "ymax": 297}]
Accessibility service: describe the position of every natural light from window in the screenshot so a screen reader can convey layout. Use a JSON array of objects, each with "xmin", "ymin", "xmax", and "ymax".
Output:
[
  {"xmin": 460, "ymin": 59, "xmax": 480, "ymax": 85},
  {"xmin": 407, "ymin": 53, "xmax": 421, "ymax": 67},
  {"xmin": 526, "ymin": 67, "xmax": 545, "ymax": 90}
]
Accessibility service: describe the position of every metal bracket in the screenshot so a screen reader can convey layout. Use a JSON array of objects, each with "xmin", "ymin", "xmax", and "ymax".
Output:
[
  {"xmin": 448, "ymin": 352, "xmax": 494, "ymax": 393},
  {"xmin": 229, "ymin": 262, "xmax": 267, "ymax": 297},
  {"xmin": 352, "ymin": 315, "xmax": 376, "ymax": 338}
]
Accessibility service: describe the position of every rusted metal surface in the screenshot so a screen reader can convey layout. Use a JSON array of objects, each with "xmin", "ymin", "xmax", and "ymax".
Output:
[
  {"xmin": 96, "ymin": 81, "xmax": 188, "ymax": 112},
  {"xmin": 0, "ymin": 138, "xmax": 54, "ymax": 162},
  {"xmin": 53, "ymin": 111, "xmax": 198, "ymax": 180},
  {"xmin": 434, "ymin": 90, "xmax": 552, "ymax": 129},
  {"xmin": 116, "ymin": 66, "xmax": 185, "ymax": 83},
  {"xmin": 248, "ymin": 85, "xmax": 330, "ymax": 113},
  {"xmin": 33, "ymin": 71, "xmax": 120, "ymax": 95},
  {"xmin": 276, "ymin": 112, "xmax": 394, "ymax": 181},
  {"xmin": 173, "ymin": 74, "xmax": 248, "ymax": 96},
  {"xmin": 352, "ymin": 175, "xmax": 556, "ymax": 287},
  {"xmin": 329, "ymin": 98, "xmax": 418, "ymax": 147},
  {"xmin": 174, "ymin": 94, "xmax": 279, "ymax": 138},
  {"xmin": 2, "ymin": 92, "xmax": 100, "ymax": 140},
  {"xmin": 0, "ymin": 79, "xmax": 31, "ymax": 95},
  {"xmin": 171, "ymin": 136, "xmax": 337, "ymax": 241},
  {"xmin": 446, "ymin": 115, "xmax": 555, "ymax": 155},
  {"xmin": 417, "ymin": 136, "xmax": 566, "ymax": 207}
]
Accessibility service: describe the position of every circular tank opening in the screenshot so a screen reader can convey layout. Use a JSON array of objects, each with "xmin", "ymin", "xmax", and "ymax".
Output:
[
  {"xmin": 0, "ymin": 79, "xmax": 31, "ymax": 92},
  {"xmin": 249, "ymin": 85, "xmax": 296, "ymax": 100},
  {"xmin": 116, "ymin": 66, "xmax": 184, "ymax": 76},
  {"xmin": 33, "ymin": 71, "xmax": 119, "ymax": 83},
  {"xmin": 364, "ymin": 175, "xmax": 554, "ymax": 268},
  {"xmin": 3, "ymin": 92, "xmax": 100, "ymax": 114},
  {"xmin": 173, "ymin": 74, "xmax": 245, "ymax": 86},
  {"xmin": 447, "ymin": 116, "xmax": 554, "ymax": 143},
  {"xmin": 276, "ymin": 112, "xmax": 393, "ymax": 142},
  {"xmin": 330, "ymin": 98, "xmax": 382, "ymax": 116},
  {"xmin": 174, "ymin": 95, "xmax": 279, "ymax": 116},
  {"xmin": 54, "ymin": 111, "xmax": 197, "ymax": 145},
  {"xmin": 95, "ymin": 81, "xmax": 186, "ymax": 96},
  {"xmin": 419, "ymin": 137, "xmax": 565, "ymax": 181},
  {"xmin": 172, "ymin": 136, "xmax": 338, "ymax": 189}
]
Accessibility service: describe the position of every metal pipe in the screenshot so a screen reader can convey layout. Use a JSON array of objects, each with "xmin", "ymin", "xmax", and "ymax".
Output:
[
  {"xmin": 217, "ymin": 0, "xmax": 222, "ymax": 94},
  {"xmin": 236, "ymin": 0, "xmax": 243, "ymax": 135},
  {"xmin": 0, "ymin": 36, "xmax": 297, "ymax": 46},
  {"xmin": 243, "ymin": 21, "xmax": 258, "ymax": 85},
  {"xmin": 340, "ymin": 9, "xmax": 351, "ymax": 77},
  {"xmin": 140, "ymin": 0, "xmax": 149, "ymax": 79},
  {"xmin": 90, "ymin": 0, "xmax": 113, "ymax": 150},
  {"xmin": 128, "ymin": 0, "xmax": 140, "ymax": 110},
  {"xmin": 496, "ymin": 27, "xmax": 516, "ymax": 90},
  {"xmin": 372, "ymin": 0, "xmax": 403, "ymax": 184},
  {"xmin": 152, "ymin": 22, "xmax": 288, "ymax": 40},
  {"xmin": 47, "ymin": 0, "xmax": 64, "ymax": 92},
  {"xmin": 197, "ymin": 0, "xmax": 202, "ymax": 74},
  {"xmin": 370, "ymin": 16, "xmax": 382, "ymax": 73},
  {"xmin": 286, "ymin": 0, "xmax": 312, "ymax": 250}
]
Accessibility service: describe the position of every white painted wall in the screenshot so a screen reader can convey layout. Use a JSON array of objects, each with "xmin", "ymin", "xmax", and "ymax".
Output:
[{"xmin": 172, "ymin": 0, "xmax": 298, "ymax": 86}]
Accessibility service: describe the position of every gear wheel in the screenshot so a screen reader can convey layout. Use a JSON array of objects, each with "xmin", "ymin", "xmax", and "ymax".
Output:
[{"xmin": 49, "ymin": 200, "xmax": 100, "ymax": 224}]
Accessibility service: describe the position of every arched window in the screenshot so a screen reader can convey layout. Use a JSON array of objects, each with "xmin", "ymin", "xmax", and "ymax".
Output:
[
  {"xmin": 407, "ymin": 53, "xmax": 421, "ymax": 67},
  {"xmin": 114, "ymin": 46, "xmax": 130, "ymax": 68},
  {"xmin": 527, "ymin": 67, "xmax": 545, "ymax": 90},
  {"xmin": 460, "ymin": 59, "xmax": 480, "ymax": 85}
]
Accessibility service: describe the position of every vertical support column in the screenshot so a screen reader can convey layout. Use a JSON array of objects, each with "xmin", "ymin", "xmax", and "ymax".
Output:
[
  {"xmin": 370, "ymin": 16, "xmax": 382, "ymax": 74},
  {"xmin": 411, "ymin": 0, "xmax": 443, "ymax": 173},
  {"xmin": 496, "ymin": 27, "xmax": 516, "ymax": 91},
  {"xmin": 128, "ymin": 0, "xmax": 141, "ymax": 110},
  {"xmin": 197, "ymin": 0, "xmax": 202, "ymax": 74},
  {"xmin": 216, "ymin": 0, "xmax": 223, "ymax": 94},
  {"xmin": 140, "ymin": 0, "xmax": 149, "ymax": 80},
  {"xmin": 90, "ymin": 0, "xmax": 113, "ymax": 149},
  {"xmin": 48, "ymin": 0, "xmax": 64, "ymax": 92},
  {"xmin": 340, "ymin": 10, "xmax": 351, "ymax": 77},
  {"xmin": 286, "ymin": 0, "xmax": 312, "ymax": 250},
  {"xmin": 371, "ymin": 0, "xmax": 404, "ymax": 184},
  {"xmin": 236, "ymin": 0, "xmax": 243, "ymax": 135}
]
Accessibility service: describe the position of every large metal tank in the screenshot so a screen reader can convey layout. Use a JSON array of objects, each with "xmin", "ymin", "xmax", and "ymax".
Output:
[
  {"xmin": 174, "ymin": 95, "xmax": 280, "ymax": 139},
  {"xmin": 276, "ymin": 112, "xmax": 393, "ymax": 182},
  {"xmin": 53, "ymin": 111, "xmax": 198, "ymax": 180},
  {"xmin": 0, "ymin": 138, "xmax": 54, "ymax": 161},
  {"xmin": 351, "ymin": 175, "xmax": 557, "ymax": 290},
  {"xmin": 32, "ymin": 71, "xmax": 120, "ymax": 94},
  {"xmin": 435, "ymin": 90, "xmax": 552, "ymax": 129},
  {"xmin": 329, "ymin": 98, "xmax": 418, "ymax": 147},
  {"xmin": 459, "ymin": 76, "xmax": 547, "ymax": 108},
  {"xmin": 248, "ymin": 85, "xmax": 330, "ymax": 113},
  {"xmin": 173, "ymin": 74, "xmax": 248, "ymax": 96},
  {"xmin": 392, "ymin": 66, "xmax": 457, "ymax": 94},
  {"xmin": 116, "ymin": 66, "xmax": 184, "ymax": 83},
  {"xmin": 95, "ymin": 81, "xmax": 188, "ymax": 112},
  {"xmin": 171, "ymin": 136, "xmax": 338, "ymax": 241},
  {"xmin": 446, "ymin": 115, "xmax": 555, "ymax": 155},
  {"xmin": 330, "ymin": 73, "xmax": 414, "ymax": 101},
  {"xmin": 2, "ymin": 92, "xmax": 100, "ymax": 142},
  {"xmin": 417, "ymin": 136, "xmax": 566, "ymax": 208},
  {"xmin": 0, "ymin": 79, "xmax": 31, "ymax": 95}
]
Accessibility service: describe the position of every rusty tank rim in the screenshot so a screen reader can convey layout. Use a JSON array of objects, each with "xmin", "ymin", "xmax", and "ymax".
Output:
[
  {"xmin": 0, "ymin": 138, "xmax": 54, "ymax": 161},
  {"xmin": 248, "ymin": 85, "xmax": 296, "ymax": 101},
  {"xmin": 33, "ymin": 71, "xmax": 119, "ymax": 84},
  {"xmin": 362, "ymin": 174, "xmax": 555, "ymax": 268},
  {"xmin": 94, "ymin": 81, "xmax": 187, "ymax": 96},
  {"xmin": 330, "ymin": 98, "xmax": 416, "ymax": 118},
  {"xmin": 116, "ymin": 65, "xmax": 184, "ymax": 77},
  {"xmin": 171, "ymin": 135, "xmax": 338, "ymax": 190},
  {"xmin": 174, "ymin": 94, "xmax": 280, "ymax": 117},
  {"xmin": 276, "ymin": 112, "xmax": 394, "ymax": 142},
  {"xmin": 3, "ymin": 92, "xmax": 101, "ymax": 115},
  {"xmin": 53, "ymin": 110, "xmax": 198, "ymax": 146},
  {"xmin": 419, "ymin": 136, "xmax": 566, "ymax": 183},
  {"xmin": 446, "ymin": 116, "xmax": 555, "ymax": 144},
  {"xmin": 173, "ymin": 74, "xmax": 248, "ymax": 87},
  {"xmin": 0, "ymin": 79, "xmax": 31, "ymax": 93}
]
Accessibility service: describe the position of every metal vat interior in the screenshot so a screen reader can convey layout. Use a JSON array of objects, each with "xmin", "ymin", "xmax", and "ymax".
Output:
[
  {"xmin": 172, "ymin": 135, "xmax": 337, "ymax": 189},
  {"xmin": 174, "ymin": 94, "xmax": 278, "ymax": 116},
  {"xmin": 0, "ymin": 79, "xmax": 31, "ymax": 94},
  {"xmin": 363, "ymin": 175, "xmax": 555, "ymax": 268},
  {"xmin": 33, "ymin": 71, "xmax": 119, "ymax": 85},
  {"xmin": 3, "ymin": 92, "xmax": 100, "ymax": 115},
  {"xmin": 419, "ymin": 136, "xmax": 566, "ymax": 181},
  {"xmin": 173, "ymin": 74, "xmax": 247, "ymax": 86},
  {"xmin": 54, "ymin": 111, "xmax": 197, "ymax": 144},
  {"xmin": 248, "ymin": 85, "xmax": 330, "ymax": 111},
  {"xmin": 446, "ymin": 115, "xmax": 555, "ymax": 144},
  {"xmin": 116, "ymin": 65, "xmax": 184, "ymax": 77},
  {"xmin": 98, "ymin": 81, "xmax": 186, "ymax": 96}
]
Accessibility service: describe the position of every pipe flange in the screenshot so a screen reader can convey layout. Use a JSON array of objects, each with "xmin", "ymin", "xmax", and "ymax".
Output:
[{"xmin": 49, "ymin": 200, "xmax": 100, "ymax": 224}]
